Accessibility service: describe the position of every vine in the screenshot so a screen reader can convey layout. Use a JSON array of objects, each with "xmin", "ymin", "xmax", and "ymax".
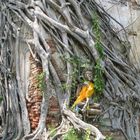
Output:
[
  {"xmin": 37, "ymin": 72, "xmax": 46, "ymax": 92},
  {"xmin": 63, "ymin": 128, "xmax": 81, "ymax": 140},
  {"xmin": 62, "ymin": 55, "xmax": 91, "ymax": 89},
  {"xmin": 92, "ymin": 13, "xmax": 105, "ymax": 98}
]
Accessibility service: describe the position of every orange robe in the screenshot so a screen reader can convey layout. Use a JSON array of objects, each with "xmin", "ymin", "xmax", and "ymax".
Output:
[{"xmin": 72, "ymin": 81, "xmax": 94, "ymax": 108}]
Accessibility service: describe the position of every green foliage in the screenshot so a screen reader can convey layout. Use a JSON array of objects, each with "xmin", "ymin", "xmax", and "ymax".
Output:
[
  {"xmin": 63, "ymin": 128, "xmax": 93, "ymax": 140},
  {"xmin": 93, "ymin": 95, "xmax": 101, "ymax": 103},
  {"xmin": 37, "ymin": 72, "xmax": 46, "ymax": 91},
  {"xmin": 92, "ymin": 12, "xmax": 105, "ymax": 95},
  {"xmin": 62, "ymin": 55, "xmax": 91, "ymax": 90},
  {"xmin": 94, "ymin": 59, "xmax": 104, "ymax": 94},
  {"xmin": 48, "ymin": 126, "xmax": 57, "ymax": 137},
  {"xmin": 84, "ymin": 129, "xmax": 91, "ymax": 140},
  {"xmin": 63, "ymin": 55, "xmax": 90, "ymax": 70},
  {"xmin": 92, "ymin": 13, "xmax": 104, "ymax": 59},
  {"xmin": 61, "ymin": 83, "xmax": 71, "ymax": 91},
  {"xmin": 105, "ymin": 135, "xmax": 113, "ymax": 140},
  {"xmin": 63, "ymin": 129, "xmax": 81, "ymax": 140}
]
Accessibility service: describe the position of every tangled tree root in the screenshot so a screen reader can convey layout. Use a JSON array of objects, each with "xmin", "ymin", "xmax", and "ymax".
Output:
[{"xmin": 46, "ymin": 109, "xmax": 105, "ymax": 140}]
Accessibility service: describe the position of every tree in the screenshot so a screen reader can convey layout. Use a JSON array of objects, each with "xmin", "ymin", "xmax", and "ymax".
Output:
[{"xmin": 0, "ymin": 0, "xmax": 140, "ymax": 140}]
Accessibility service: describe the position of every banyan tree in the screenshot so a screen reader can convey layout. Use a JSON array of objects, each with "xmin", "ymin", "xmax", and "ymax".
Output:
[{"xmin": 0, "ymin": 0, "xmax": 140, "ymax": 140}]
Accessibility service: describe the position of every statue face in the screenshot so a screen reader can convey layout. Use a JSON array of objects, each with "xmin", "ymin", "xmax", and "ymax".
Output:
[{"xmin": 84, "ymin": 71, "xmax": 93, "ymax": 81}]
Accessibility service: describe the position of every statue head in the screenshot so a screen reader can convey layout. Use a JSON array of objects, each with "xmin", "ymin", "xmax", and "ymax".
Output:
[{"xmin": 83, "ymin": 69, "xmax": 93, "ymax": 81}]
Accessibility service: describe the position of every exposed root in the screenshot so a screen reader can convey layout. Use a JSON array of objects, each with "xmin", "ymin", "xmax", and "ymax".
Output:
[
  {"xmin": 63, "ymin": 109, "xmax": 105, "ymax": 140},
  {"xmin": 46, "ymin": 108, "xmax": 105, "ymax": 140}
]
